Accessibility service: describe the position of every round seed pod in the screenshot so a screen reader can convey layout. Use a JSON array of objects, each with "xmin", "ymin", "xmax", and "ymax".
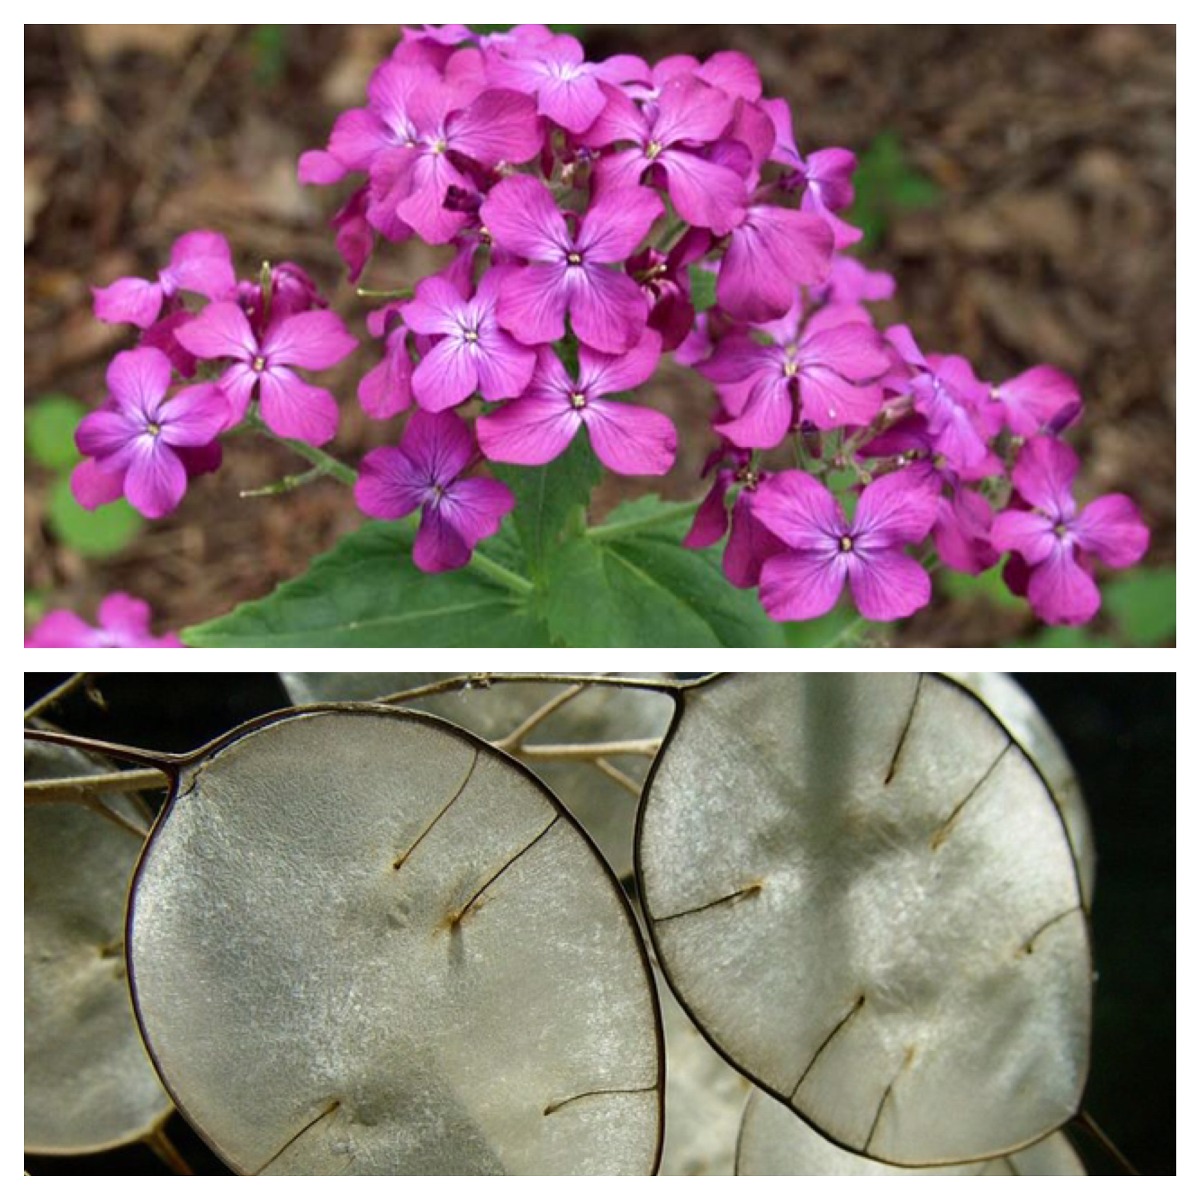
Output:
[
  {"xmin": 637, "ymin": 674, "xmax": 1091, "ymax": 1167},
  {"xmin": 128, "ymin": 706, "xmax": 663, "ymax": 1175},
  {"xmin": 24, "ymin": 742, "xmax": 171, "ymax": 1155}
]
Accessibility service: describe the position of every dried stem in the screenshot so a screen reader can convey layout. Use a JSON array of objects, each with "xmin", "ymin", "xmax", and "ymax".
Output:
[{"xmin": 494, "ymin": 684, "xmax": 588, "ymax": 753}]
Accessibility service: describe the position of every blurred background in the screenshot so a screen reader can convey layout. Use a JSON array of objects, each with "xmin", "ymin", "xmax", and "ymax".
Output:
[
  {"xmin": 23, "ymin": 672, "xmax": 1176, "ymax": 1174},
  {"xmin": 23, "ymin": 25, "xmax": 1176, "ymax": 646}
]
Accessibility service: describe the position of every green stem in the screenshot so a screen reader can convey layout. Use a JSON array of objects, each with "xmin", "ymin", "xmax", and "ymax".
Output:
[
  {"xmin": 467, "ymin": 549, "xmax": 535, "ymax": 596},
  {"xmin": 586, "ymin": 500, "xmax": 701, "ymax": 542},
  {"xmin": 249, "ymin": 415, "xmax": 358, "ymax": 487}
]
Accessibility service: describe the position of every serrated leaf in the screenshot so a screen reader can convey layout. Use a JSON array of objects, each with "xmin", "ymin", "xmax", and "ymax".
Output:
[
  {"xmin": 491, "ymin": 431, "xmax": 602, "ymax": 582},
  {"xmin": 544, "ymin": 500, "xmax": 786, "ymax": 648},
  {"xmin": 26, "ymin": 395, "xmax": 86, "ymax": 471},
  {"xmin": 185, "ymin": 522, "xmax": 546, "ymax": 648},
  {"xmin": 47, "ymin": 476, "xmax": 143, "ymax": 558}
]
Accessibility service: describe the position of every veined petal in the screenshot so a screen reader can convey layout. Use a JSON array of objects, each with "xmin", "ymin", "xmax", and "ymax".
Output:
[
  {"xmin": 569, "ymin": 265, "xmax": 649, "ymax": 355},
  {"xmin": 412, "ymin": 337, "xmax": 480, "ymax": 412},
  {"xmin": 481, "ymin": 175, "xmax": 571, "ymax": 259},
  {"xmin": 123, "ymin": 438, "xmax": 188, "ymax": 519},
  {"xmin": 759, "ymin": 550, "xmax": 847, "ymax": 622},
  {"xmin": 92, "ymin": 278, "xmax": 164, "ymax": 329},
  {"xmin": 751, "ymin": 470, "xmax": 844, "ymax": 550},
  {"xmin": 1027, "ymin": 543, "xmax": 1102, "ymax": 626},
  {"xmin": 1072, "ymin": 494, "xmax": 1150, "ymax": 568},
  {"xmin": 159, "ymin": 384, "xmax": 231, "ymax": 447},
  {"xmin": 176, "ymin": 302, "xmax": 257, "ymax": 364},
  {"xmin": 106, "ymin": 347, "xmax": 173, "ymax": 413},
  {"xmin": 847, "ymin": 548, "xmax": 932, "ymax": 621},
  {"xmin": 257, "ymin": 367, "xmax": 340, "ymax": 447},
  {"xmin": 476, "ymin": 394, "xmax": 580, "ymax": 466},
  {"xmin": 582, "ymin": 399, "xmax": 677, "ymax": 476},
  {"xmin": 355, "ymin": 446, "xmax": 425, "ymax": 521},
  {"xmin": 263, "ymin": 310, "xmax": 357, "ymax": 371}
]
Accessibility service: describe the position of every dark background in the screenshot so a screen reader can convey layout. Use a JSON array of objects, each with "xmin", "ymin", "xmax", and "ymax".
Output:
[
  {"xmin": 24, "ymin": 25, "xmax": 1175, "ymax": 647},
  {"xmin": 24, "ymin": 672, "xmax": 1176, "ymax": 1175}
]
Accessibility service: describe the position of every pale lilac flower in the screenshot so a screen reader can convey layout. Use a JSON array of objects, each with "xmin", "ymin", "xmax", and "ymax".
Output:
[
  {"xmin": 176, "ymin": 303, "xmax": 357, "ymax": 445},
  {"xmin": 584, "ymin": 77, "xmax": 746, "ymax": 234},
  {"xmin": 402, "ymin": 272, "xmax": 536, "ymax": 412},
  {"xmin": 701, "ymin": 302, "xmax": 889, "ymax": 448},
  {"xmin": 73, "ymin": 348, "xmax": 229, "ymax": 519},
  {"xmin": 992, "ymin": 437, "xmax": 1149, "ymax": 625},
  {"xmin": 484, "ymin": 33, "xmax": 649, "ymax": 134},
  {"xmin": 92, "ymin": 231, "xmax": 236, "ymax": 329},
  {"xmin": 355, "ymin": 411, "xmax": 515, "ymax": 574},
  {"xmin": 480, "ymin": 176, "xmax": 663, "ymax": 354},
  {"xmin": 477, "ymin": 331, "xmax": 675, "ymax": 476},
  {"xmin": 752, "ymin": 469, "xmax": 940, "ymax": 622},
  {"xmin": 26, "ymin": 593, "xmax": 184, "ymax": 648}
]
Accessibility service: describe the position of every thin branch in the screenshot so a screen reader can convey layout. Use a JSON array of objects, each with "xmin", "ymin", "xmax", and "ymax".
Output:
[
  {"xmin": 495, "ymin": 684, "xmax": 587, "ymax": 753},
  {"xmin": 519, "ymin": 738, "xmax": 662, "ymax": 763},
  {"xmin": 590, "ymin": 757, "xmax": 643, "ymax": 798},
  {"xmin": 24, "ymin": 673, "xmax": 93, "ymax": 722},
  {"xmin": 25, "ymin": 768, "xmax": 169, "ymax": 806}
]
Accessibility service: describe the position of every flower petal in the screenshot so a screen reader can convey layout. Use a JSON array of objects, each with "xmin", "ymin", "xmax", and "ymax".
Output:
[{"xmin": 257, "ymin": 367, "xmax": 340, "ymax": 446}]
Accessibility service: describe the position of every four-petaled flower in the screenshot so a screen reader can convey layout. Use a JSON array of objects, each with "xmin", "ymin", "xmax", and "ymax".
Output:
[
  {"xmin": 992, "ymin": 437, "xmax": 1149, "ymax": 625},
  {"xmin": 752, "ymin": 469, "xmax": 940, "ymax": 622},
  {"xmin": 73, "ymin": 348, "xmax": 229, "ymax": 519},
  {"xmin": 177, "ymin": 303, "xmax": 357, "ymax": 446},
  {"xmin": 355, "ymin": 411, "xmax": 516, "ymax": 574}
]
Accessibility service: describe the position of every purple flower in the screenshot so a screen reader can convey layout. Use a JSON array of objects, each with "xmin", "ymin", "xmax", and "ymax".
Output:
[
  {"xmin": 176, "ymin": 302, "xmax": 357, "ymax": 445},
  {"xmin": 992, "ymin": 437, "xmax": 1149, "ymax": 625},
  {"xmin": 401, "ymin": 272, "xmax": 537, "ymax": 412},
  {"xmin": 480, "ymin": 176, "xmax": 663, "ymax": 354},
  {"xmin": 583, "ymin": 77, "xmax": 746, "ymax": 235},
  {"xmin": 92, "ymin": 231, "xmax": 237, "ymax": 329},
  {"xmin": 25, "ymin": 593, "xmax": 185, "ymax": 649},
  {"xmin": 701, "ymin": 303, "xmax": 889, "ymax": 449},
  {"xmin": 484, "ymin": 33, "xmax": 649, "ymax": 134},
  {"xmin": 752, "ymin": 469, "xmax": 940, "ymax": 622},
  {"xmin": 718, "ymin": 203, "xmax": 834, "ymax": 323},
  {"xmin": 73, "ymin": 348, "xmax": 229, "ymax": 519},
  {"xmin": 355, "ymin": 411, "xmax": 515, "ymax": 574},
  {"xmin": 477, "ymin": 331, "xmax": 676, "ymax": 477}
]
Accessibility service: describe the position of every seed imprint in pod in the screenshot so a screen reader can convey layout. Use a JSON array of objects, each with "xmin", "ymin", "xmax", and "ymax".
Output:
[
  {"xmin": 636, "ymin": 673, "xmax": 1091, "ymax": 1167},
  {"xmin": 128, "ymin": 706, "xmax": 663, "ymax": 1175}
]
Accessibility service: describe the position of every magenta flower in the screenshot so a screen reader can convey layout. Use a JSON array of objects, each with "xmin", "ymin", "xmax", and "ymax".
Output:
[
  {"xmin": 701, "ymin": 303, "xmax": 889, "ymax": 449},
  {"xmin": 992, "ymin": 437, "xmax": 1149, "ymax": 625},
  {"xmin": 176, "ymin": 303, "xmax": 356, "ymax": 445},
  {"xmin": 402, "ymin": 272, "xmax": 536, "ymax": 412},
  {"xmin": 73, "ymin": 348, "xmax": 229, "ymax": 519},
  {"xmin": 355, "ymin": 411, "xmax": 515, "ymax": 574},
  {"xmin": 477, "ymin": 332, "xmax": 676, "ymax": 477},
  {"xmin": 480, "ymin": 176, "xmax": 663, "ymax": 354},
  {"xmin": 752, "ymin": 470, "xmax": 940, "ymax": 622},
  {"xmin": 718, "ymin": 203, "xmax": 834, "ymax": 323},
  {"xmin": 92, "ymin": 230, "xmax": 236, "ymax": 329},
  {"xmin": 484, "ymin": 33, "xmax": 649, "ymax": 134},
  {"xmin": 583, "ymin": 77, "xmax": 746, "ymax": 235},
  {"xmin": 25, "ymin": 593, "xmax": 184, "ymax": 649}
]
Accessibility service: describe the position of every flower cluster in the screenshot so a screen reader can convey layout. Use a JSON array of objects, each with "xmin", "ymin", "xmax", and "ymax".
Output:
[{"xmin": 63, "ymin": 24, "xmax": 1150, "ymax": 632}]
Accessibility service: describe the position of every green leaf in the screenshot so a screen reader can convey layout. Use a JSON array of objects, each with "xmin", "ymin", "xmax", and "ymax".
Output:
[
  {"xmin": 491, "ymin": 431, "xmax": 601, "ymax": 582},
  {"xmin": 26, "ymin": 396, "xmax": 86, "ymax": 471},
  {"xmin": 1103, "ymin": 568, "xmax": 1176, "ymax": 646},
  {"xmin": 689, "ymin": 265, "xmax": 719, "ymax": 313},
  {"xmin": 46, "ymin": 477, "xmax": 143, "ymax": 559},
  {"xmin": 543, "ymin": 498, "xmax": 786, "ymax": 648},
  {"xmin": 186, "ymin": 523, "xmax": 548, "ymax": 648}
]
